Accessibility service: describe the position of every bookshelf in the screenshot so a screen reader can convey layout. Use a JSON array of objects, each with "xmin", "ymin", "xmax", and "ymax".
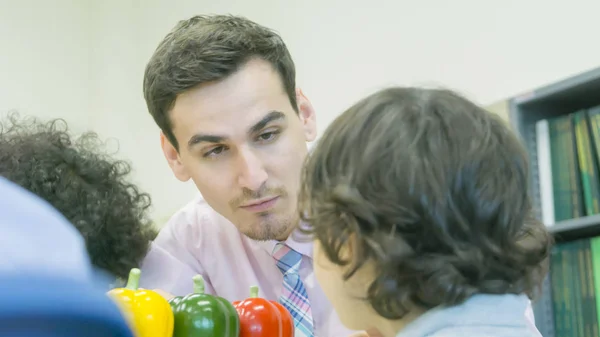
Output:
[{"xmin": 509, "ymin": 65, "xmax": 600, "ymax": 337}]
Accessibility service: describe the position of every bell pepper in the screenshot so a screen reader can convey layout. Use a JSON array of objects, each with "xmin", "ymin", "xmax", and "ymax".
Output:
[
  {"xmin": 107, "ymin": 268, "xmax": 174, "ymax": 337},
  {"xmin": 232, "ymin": 285, "xmax": 294, "ymax": 337},
  {"xmin": 168, "ymin": 275, "xmax": 240, "ymax": 337}
]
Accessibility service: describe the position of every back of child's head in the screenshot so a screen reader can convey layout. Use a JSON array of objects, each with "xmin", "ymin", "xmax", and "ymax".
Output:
[
  {"xmin": 299, "ymin": 87, "xmax": 552, "ymax": 319},
  {"xmin": 0, "ymin": 113, "xmax": 157, "ymax": 281}
]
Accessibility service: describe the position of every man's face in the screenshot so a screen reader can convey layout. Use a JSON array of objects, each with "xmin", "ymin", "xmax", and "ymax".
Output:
[{"xmin": 162, "ymin": 58, "xmax": 317, "ymax": 241}]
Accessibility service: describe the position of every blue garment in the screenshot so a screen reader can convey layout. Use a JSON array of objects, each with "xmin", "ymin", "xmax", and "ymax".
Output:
[
  {"xmin": 0, "ymin": 176, "xmax": 134, "ymax": 337},
  {"xmin": 396, "ymin": 294, "xmax": 539, "ymax": 337},
  {"xmin": 0, "ymin": 176, "xmax": 93, "ymax": 281}
]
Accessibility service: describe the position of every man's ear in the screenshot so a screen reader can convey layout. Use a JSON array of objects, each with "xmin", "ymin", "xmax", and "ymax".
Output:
[
  {"xmin": 296, "ymin": 88, "xmax": 317, "ymax": 142},
  {"xmin": 160, "ymin": 132, "xmax": 191, "ymax": 182}
]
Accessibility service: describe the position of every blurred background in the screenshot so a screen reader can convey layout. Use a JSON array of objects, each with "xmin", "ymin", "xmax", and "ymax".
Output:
[{"xmin": 2, "ymin": 0, "xmax": 599, "ymax": 226}]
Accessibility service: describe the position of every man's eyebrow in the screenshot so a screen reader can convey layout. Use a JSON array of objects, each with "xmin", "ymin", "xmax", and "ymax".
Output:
[
  {"xmin": 187, "ymin": 134, "xmax": 226, "ymax": 149},
  {"xmin": 187, "ymin": 111, "xmax": 286, "ymax": 150},
  {"xmin": 249, "ymin": 111, "xmax": 286, "ymax": 135}
]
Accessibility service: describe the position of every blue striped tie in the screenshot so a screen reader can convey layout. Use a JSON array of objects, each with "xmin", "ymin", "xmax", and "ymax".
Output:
[{"xmin": 272, "ymin": 243, "xmax": 315, "ymax": 337}]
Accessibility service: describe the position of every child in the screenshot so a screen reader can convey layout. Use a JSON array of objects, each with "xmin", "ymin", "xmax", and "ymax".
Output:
[
  {"xmin": 298, "ymin": 87, "xmax": 551, "ymax": 337},
  {"xmin": 0, "ymin": 113, "xmax": 157, "ymax": 284}
]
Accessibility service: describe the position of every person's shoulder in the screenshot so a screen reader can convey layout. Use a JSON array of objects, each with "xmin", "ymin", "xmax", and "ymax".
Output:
[
  {"xmin": 420, "ymin": 326, "xmax": 539, "ymax": 337},
  {"xmin": 0, "ymin": 177, "xmax": 94, "ymax": 281},
  {"xmin": 158, "ymin": 194, "xmax": 241, "ymax": 244}
]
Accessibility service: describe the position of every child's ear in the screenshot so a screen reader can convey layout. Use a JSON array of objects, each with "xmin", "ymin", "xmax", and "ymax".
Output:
[
  {"xmin": 342, "ymin": 231, "xmax": 367, "ymax": 275},
  {"xmin": 344, "ymin": 233, "xmax": 358, "ymax": 261}
]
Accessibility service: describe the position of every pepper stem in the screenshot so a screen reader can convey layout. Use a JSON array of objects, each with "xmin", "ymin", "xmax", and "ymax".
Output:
[
  {"xmin": 250, "ymin": 285, "xmax": 259, "ymax": 298},
  {"xmin": 125, "ymin": 268, "xmax": 141, "ymax": 290},
  {"xmin": 193, "ymin": 275, "xmax": 205, "ymax": 294}
]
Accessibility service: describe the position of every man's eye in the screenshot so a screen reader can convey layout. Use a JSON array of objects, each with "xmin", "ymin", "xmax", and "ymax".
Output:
[
  {"xmin": 258, "ymin": 131, "xmax": 279, "ymax": 142},
  {"xmin": 203, "ymin": 146, "xmax": 226, "ymax": 158}
]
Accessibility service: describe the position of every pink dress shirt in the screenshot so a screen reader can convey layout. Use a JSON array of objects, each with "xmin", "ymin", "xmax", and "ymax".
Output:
[{"xmin": 139, "ymin": 195, "xmax": 356, "ymax": 337}]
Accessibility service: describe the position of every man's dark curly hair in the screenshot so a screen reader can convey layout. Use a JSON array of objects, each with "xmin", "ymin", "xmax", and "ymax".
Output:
[
  {"xmin": 0, "ymin": 113, "xmax": 157, "ymax": 279},
  {"xmin": 299, "ymin": 87, "xmax": 552, "ymax": 319}
]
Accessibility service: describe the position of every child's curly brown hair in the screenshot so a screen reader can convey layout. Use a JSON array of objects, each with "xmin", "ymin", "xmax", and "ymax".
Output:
[
  {"xmin": 299, "ymin": 87, "xmax": 552, "ymax": 319},
  {"xmin": 0, "ymin": 112, "xmax": 157, "ymax": 280}
]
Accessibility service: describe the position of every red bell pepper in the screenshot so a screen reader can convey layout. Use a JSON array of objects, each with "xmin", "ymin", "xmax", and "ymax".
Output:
[{"xmin": 233, "ymin": 285, "xmax": 294, "ymax": 337}]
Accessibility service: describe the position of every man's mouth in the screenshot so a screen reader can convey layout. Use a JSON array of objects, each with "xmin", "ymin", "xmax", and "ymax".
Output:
[{"xmin": 239, "ymin": 196, "xmax": 280, "ymax": 213}]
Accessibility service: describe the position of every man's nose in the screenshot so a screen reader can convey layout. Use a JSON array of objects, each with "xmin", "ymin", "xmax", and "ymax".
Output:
[{"xmin": 236, "ymin": 147, "xmax": 268, "ymax": 191}]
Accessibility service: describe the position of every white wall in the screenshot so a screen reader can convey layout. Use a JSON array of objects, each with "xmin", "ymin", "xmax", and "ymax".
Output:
[
  {"xmin": 86, "ymin": 0, "xmax": 197, "ymax": 225},
  {"xmin": 3, "ymin": 0, "xmax": 600, "ymax": 224},
  {"xmin": 0, "ymin": 0, "xmax": 91, "ymax": 133}
]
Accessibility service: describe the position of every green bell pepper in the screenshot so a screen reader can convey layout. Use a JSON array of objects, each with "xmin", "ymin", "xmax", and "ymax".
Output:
[{"xmin": 168, "ymin": 275, "xmax": 240, "ymax": 337}]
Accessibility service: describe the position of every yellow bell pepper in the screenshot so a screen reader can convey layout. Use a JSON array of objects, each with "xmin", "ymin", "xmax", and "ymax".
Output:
[{"xmin": 107, "ymin": 268, "xmax": 174, "ymax": 337}]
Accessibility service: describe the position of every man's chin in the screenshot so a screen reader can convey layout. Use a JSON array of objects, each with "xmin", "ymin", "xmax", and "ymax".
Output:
[
  {"xmin": 241, "ymin": 223, "xmax": 291, "ymax": 242},
  {"xmin": 242, "ymin": 230, "xmax": 285, "ymax": 242},
  {"xmin": 242, "ymin": 231, "xmax": 275, "ymax": 242}
]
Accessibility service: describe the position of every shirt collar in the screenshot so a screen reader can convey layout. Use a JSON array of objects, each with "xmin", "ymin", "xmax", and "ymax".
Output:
[{"xmin": 256, "ymin": 227, "xmax": 314, "ymax": 259}]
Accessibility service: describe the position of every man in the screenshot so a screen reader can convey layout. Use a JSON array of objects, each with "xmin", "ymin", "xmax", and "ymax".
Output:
[
  {"xmin": 0, "ymin": 114, "xmax": 157, "ymax": 283},
  {"xmin": 138, "ymin": 14, "xmax": 354, "ymax": 337}
]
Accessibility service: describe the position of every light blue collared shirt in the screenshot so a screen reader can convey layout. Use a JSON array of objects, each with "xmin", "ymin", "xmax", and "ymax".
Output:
[{"xmin": 397, "ymin": 293, "xmax": 539, "ymax": 337}]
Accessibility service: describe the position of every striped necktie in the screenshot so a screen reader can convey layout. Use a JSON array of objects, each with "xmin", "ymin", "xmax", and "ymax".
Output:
[{"xmin": 272, "ymin": 242, "xmax": 315, "ymax": 337}]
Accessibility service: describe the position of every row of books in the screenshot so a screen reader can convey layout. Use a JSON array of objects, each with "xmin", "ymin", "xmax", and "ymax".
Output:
[
  {"xmin": 535, "ymin": 105, "xmax": 600, "ymax": 225},
  {"xmin": 550, "ymin": 236, "xmax": 600, "ymax": 337}
]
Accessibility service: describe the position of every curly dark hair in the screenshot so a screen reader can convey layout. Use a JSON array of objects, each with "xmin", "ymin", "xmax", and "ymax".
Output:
[
  {"xmin": 299, "ymin": 87, "xmax": 552, "ymax": 319},
  {"xmin": 143, "ymin": 14, "xmax": 297, "ymax": 150},
  {"xmin": 0, "ymin": 113, "xmax": 157, "ymax": 279}
]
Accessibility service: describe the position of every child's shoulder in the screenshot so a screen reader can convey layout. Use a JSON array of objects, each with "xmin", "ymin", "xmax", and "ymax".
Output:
[{"xmin": 421, "ymin": 326, "xmax": 540, "ymax": 337}]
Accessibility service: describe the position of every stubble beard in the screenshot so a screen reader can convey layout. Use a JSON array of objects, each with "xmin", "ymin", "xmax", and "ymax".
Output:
[{"xmin": 243, "ymin": 211, "xmax": 294, "ymax": 242}]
